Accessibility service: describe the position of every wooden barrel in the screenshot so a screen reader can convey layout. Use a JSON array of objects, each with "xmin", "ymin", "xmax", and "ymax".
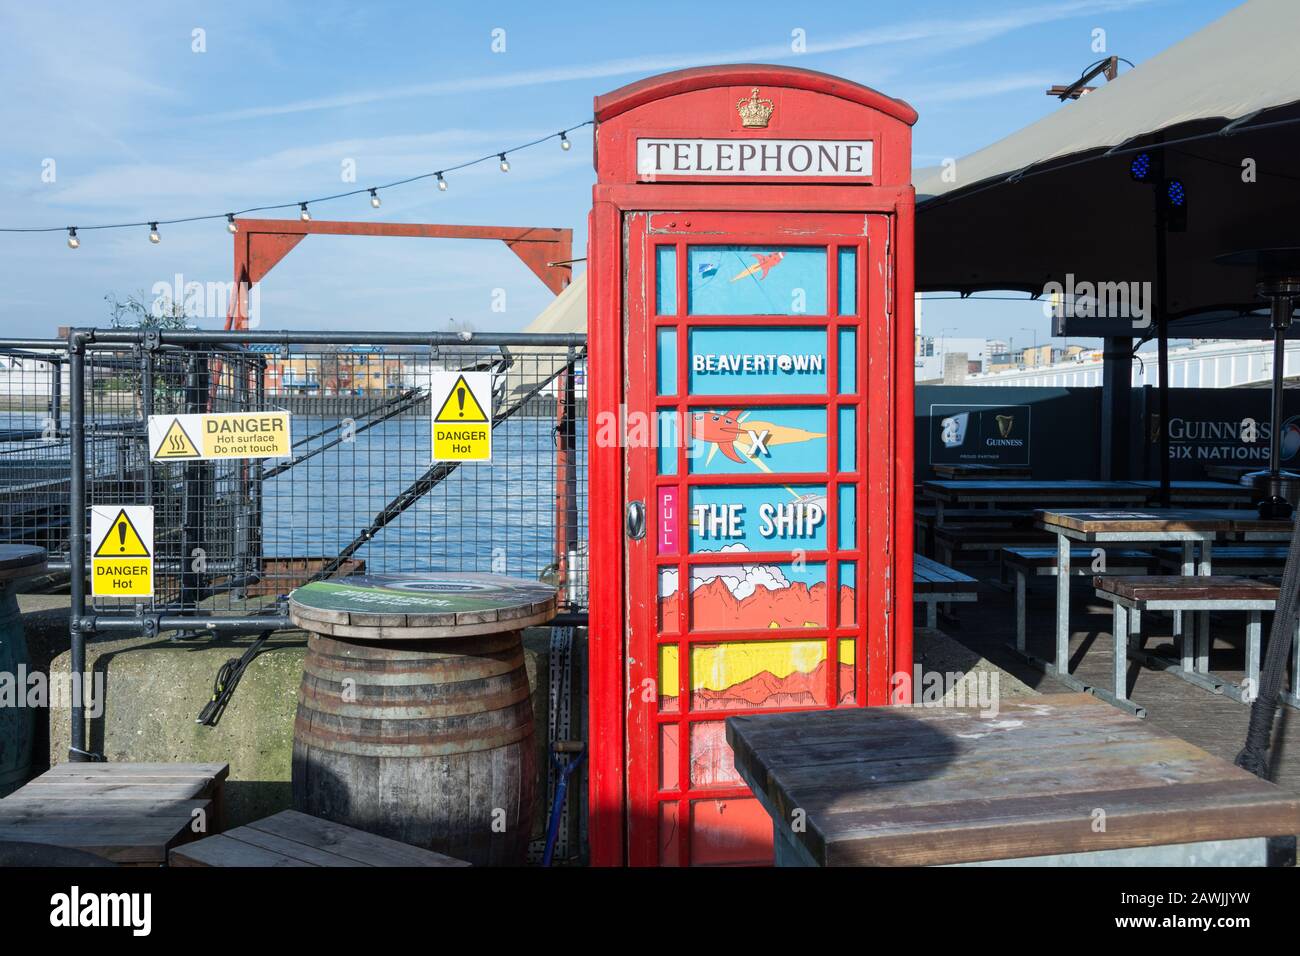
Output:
[
  {"xmin": 0, "ymin": 545, "xmax": 47, "ymax": 797},
  {"xmin": 288, "ymin": 573, "xmax": 556, "ymax": 865}
]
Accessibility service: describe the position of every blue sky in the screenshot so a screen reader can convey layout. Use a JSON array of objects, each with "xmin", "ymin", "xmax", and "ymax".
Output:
[{"xmin": 0, "ymin": 0, "xmax": 1241, "ymax": 341}]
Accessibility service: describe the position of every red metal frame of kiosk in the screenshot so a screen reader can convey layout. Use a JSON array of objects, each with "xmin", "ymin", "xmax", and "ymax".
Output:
[{"xmin": 587, "ymin": 65, "xmax": 917, "ymax": 866}]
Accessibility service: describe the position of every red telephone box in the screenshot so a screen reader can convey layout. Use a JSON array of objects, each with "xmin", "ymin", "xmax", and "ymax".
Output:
[{"xmin": 587, "ymin": 65, "xmax": 917, "ymax": 866}]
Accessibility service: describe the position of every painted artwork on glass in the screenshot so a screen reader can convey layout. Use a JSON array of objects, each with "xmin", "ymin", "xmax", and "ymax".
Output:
[
  {"xmin": 687, "ymin": 246, "xmax": 827, "ymax": 315},
  {"xmin": 657, "ymin": 558, "xmax": 857, "ymax": 641},
  {"xmin": 686, "ymin": 406, "xmax": 826, "ymax": 475},
  {"xmin": 688, "ymin": 484, "xmax": 827, "ymax": 554},
  {"xmin": 688, "ymin": 327, "xmax": 828, "ymax": 395},
  {"xmin": 658, "ymin": 639, "xmax": 854, "ymax": 713}
]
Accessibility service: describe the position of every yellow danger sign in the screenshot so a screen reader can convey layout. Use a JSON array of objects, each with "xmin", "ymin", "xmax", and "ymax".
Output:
[
  {"xmin": 431, "ymin": 371, "xmax": 492, "ymax": 462},
  {"xmin": 154, "ymin": 418, "xmax": 200, "ymax": 459},
  {"xmin": 148, "ymin": 411, "xmax": 291, "ymax": 461},
  {"xmin": 91, "ymin": 506, "xmax": 153, "ymax": 597}
]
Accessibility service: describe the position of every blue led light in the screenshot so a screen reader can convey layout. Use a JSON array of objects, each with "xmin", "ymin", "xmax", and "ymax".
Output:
[
  {"xmin": 1167, "ymin": 178, "xmax": 1185, "ymax": 206},
  {"xmin": 1130, "ymin": 152, "xmax": 1152, "ymax": 181}
]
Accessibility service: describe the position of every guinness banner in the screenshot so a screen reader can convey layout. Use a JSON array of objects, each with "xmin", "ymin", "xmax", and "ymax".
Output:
[{"xmin": 916, "ymin": 385, "xmax": 1300, "ymax": 481}]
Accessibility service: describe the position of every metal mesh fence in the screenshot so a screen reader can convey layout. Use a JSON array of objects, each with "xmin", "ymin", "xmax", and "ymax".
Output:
[
  {"xmin": 0, "ymin": 347, "xmax": 70, "ymax": 567},
  {"xmin": 68, "ymin": 334, "xmax": 588, "ymax": 623}
]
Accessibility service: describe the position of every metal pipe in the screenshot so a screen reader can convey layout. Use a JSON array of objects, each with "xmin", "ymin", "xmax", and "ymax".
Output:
[
  {"xmin": 0, "ymin": 338, "xmax": 67, "ymax": 349},
  {"xmin": 1269, "ymin": 296, "xmax": 1290, "ymax": 475},
  {"xmin": 66, "ymin": 332, "xmax": 88, "ymax": 760},
  {"xmin": 83, "ymin": 329, "xmax": 586, "ymax": 347},
  {"xmin": 1154, "ymin": 181, "xmax": 1171, "ymax": 507},
  {"xmin": 49, "ymin": 363, "xmax": 62, "ymax": 436},
  {"xmin": 89, "ymin": 615, "xmax": 292, "ymax": 632},
  {"xmin": 87, "ymin": 611, "xmax": 591, "ymax": 632}
]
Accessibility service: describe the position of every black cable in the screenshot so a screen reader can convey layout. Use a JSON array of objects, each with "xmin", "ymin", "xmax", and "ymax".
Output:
[{"xmin": 196, "ymin": 629, "xmax": 276, "ymax": 727}]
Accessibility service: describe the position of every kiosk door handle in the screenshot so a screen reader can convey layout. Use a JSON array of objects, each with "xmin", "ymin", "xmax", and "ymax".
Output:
[{"xmin": 626, "ymin": 501, "xmax": 646, "ymax": 540}]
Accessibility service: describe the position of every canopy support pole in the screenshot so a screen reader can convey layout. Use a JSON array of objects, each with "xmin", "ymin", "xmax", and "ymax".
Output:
[
  {"xmin": 1154, "ymin": 168, "xmax": 1171, "ymax": 506},
  {"xmin": 1100, "ymin": 336, "xmax": 1133, "ymax": 479}
]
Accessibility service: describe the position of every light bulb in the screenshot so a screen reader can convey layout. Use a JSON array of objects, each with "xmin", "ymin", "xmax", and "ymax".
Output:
[
  {"xmin": 560, "ymin": 132, "xmax": 571, "ymax": 151},
  {"xmin": 226, "ymin": 214, "xmax": 238, "ymax": 234},
  {"xmin": 149, "ymin": 223, "xmax": 160, "ymax": 244},
  {"xmin": 66, "ymin": 227, "xmax": 79, "ymax": 249},
  {"xmin": 498, "ymin": 153, "xmax": 510, "ymax": 173},
  {"xmin": 369, "ymin": 189, "xmax": 381, "ymax": 209},
  {"xmin": 436, "ymin": 172, "xmax": 447, "ymax": 191},
  {"xmin": 299, "ymin": 203, "xmax": 311, "ymax": 221}
]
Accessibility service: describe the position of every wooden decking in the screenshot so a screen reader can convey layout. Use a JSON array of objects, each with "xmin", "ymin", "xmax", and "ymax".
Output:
[{"xmin": 943, "ymin": 559, "xmax": 1300, "ymax": 794}]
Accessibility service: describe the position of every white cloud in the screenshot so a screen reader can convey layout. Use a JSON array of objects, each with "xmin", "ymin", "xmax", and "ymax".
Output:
[
  {"xmin": 200, "ymin": 0, "xmax": 1153, "ymax": 122},
  {"xmin": 660, "ymin": 544, "xmax": 793, "ymax": 600}
]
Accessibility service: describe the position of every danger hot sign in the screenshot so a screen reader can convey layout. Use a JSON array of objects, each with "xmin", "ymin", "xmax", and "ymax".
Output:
[
  {"xmin": 431, "ymin": 371, "xmax": 493, "ymax": 462},
  {"xmin": 90, "ymin": 505, "xmax": 154, "ymax": 597}
]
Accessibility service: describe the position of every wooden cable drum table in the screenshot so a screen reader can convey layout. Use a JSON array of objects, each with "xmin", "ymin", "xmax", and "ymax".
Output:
[
  {"xmin": 0, "ymin": 545, "xmax": 47, "ymax": 797},
  {"xmin": 287, "ymin": 573, "xmax": 556, "ymax": 866}
]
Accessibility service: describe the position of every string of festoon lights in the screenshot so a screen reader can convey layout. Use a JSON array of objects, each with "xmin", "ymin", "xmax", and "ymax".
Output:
[{"xmin": 1, "ymin": 122, "xmax": 592, "ymax": 249}]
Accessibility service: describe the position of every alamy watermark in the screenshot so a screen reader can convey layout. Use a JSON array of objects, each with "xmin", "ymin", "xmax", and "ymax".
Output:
[
  {"xmin": 890, "ymin": 665, "xmax": 1001, "ymax": 718},
  {"xmin": 0, "ymin": 668, "xmax": 104, "ymax": 718},
  {"xmin": 1043, "ymin": 273, "xmax": 1151, "ymax": 329}
]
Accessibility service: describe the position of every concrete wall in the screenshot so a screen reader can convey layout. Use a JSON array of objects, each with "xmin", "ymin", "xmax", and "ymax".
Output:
[{"xmin": 47, "ymin": 626, "xmax": 563, "ymax": 835}]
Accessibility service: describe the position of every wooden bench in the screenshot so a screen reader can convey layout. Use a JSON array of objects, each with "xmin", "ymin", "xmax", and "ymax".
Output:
[
  {"xmin": 1154, "ymin": 545, "xmax": 1288, "ymax": 576},
  {"xmin": 913, "ymin": 554, "xmax": 980, "ymax": 627},
  {"xmin": 0, "ymin": 762, "xmax": 228, "ymax": 865},
  {"xmin": 933, "ymin": 525, "xmax": 1054, "ymax": 568},
  {"xmin": 914, "ymin": 508, "xmax": 1033, "ymax": 556},
  {"xmin": 1093, "ymin": 575, "xmax": 1295, "ymax": 707},
  {"xmin": 1002, "ymin": 547, "xmax": 1153, "ymax": 653},
  {"xmin": 169, "ymin": 810, "xmax": 470, "ymax": 867}
]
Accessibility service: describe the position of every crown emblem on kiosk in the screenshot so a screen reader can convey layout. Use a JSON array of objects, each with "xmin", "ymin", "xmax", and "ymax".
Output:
[{"xmin": 736, "ymin": 87, "xmax": 775, "ymax": 128}]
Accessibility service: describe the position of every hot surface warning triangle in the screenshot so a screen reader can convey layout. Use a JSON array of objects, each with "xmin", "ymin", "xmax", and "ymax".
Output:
[
  {"xmin": 155, "ymin": 418, "xmax": 201, "ymax": 458},
  {"xmin": 433, "ymin": 374, "xmax": 489, "ymax": 423},
  {"xmin": 93, "ymin": 509, "xmax": 151, "ymax": 557}
]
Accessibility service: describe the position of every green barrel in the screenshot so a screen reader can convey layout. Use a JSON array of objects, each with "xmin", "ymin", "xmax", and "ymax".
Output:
[{"xmin": 0, "ymin": 545, "xmax": 47, "ymax": 797}]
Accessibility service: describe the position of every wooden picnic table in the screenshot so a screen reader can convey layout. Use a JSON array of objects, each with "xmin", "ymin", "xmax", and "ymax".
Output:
[
  {"xmin": 1032, "ymin": 508, "xmax": 1292, "ymax": 712},
  {"xmin": 1203, "ymin": 464, "xmax": 1255, "ymax": 484},
  {"xmin": 1123, "ymin": 480, "xmax": 1255, "ymax": 504},
  {"xmin": 0, "ymin": 762, "xmax": 229, "ymax": 865},
  {"xmin": 921, "ymin": 479, "xmax": 1149, "ymax": 511},
  {"xmin": 920, "ymin": 480, "xmax": 1251, "ymax": 525},
  {"xmin": 169, "ymin": 810, "xmax": 470, "ymax": 867},
  {"xmin": 931, "ymin": 463, "xmax": 1031, "ymax": 480},
  {"xmin": 726, "ymin": 693, "xmax": 1300, "ymax": 866}
]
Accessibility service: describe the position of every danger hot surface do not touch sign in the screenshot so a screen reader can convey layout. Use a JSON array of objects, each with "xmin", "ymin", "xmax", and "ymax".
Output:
[{"xmin": 148, "ymin": 411, "xmax": 292, "ymax": 461}]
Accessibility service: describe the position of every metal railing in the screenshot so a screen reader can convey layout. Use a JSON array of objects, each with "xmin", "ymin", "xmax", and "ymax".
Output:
[{"xmin": 1, "ymin": 328, "xmax": 588, "ymax": 760}]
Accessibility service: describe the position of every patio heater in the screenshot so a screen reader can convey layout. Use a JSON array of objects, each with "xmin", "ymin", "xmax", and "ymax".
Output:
[{"xmin": 1217, "ymin": 249, "xmax": 1300, "ymax": 519}]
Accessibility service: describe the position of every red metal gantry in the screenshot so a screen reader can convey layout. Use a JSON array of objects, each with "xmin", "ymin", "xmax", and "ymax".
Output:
[{"xmin": 224, "ymin": 219, "xmax": 572, "ymax": 330}]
